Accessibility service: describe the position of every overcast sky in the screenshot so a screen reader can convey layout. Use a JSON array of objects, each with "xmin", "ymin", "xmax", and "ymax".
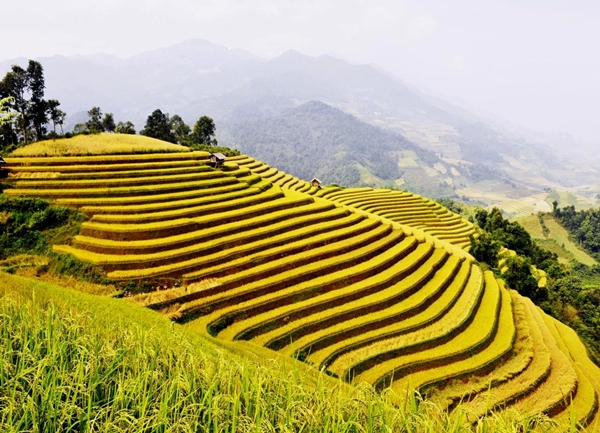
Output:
[{"xmin": 2, "ymin": 0, "xmax": 599, "ymax": 143}]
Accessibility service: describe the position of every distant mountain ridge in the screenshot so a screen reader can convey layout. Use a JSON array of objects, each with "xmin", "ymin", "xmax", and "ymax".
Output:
[
  {"xmin": 2, "ymin": 39, "xmax": 598, "ymax": 202},
  {"xmin": 221, "ymin": 101, "xmax": 452, "ymax": 195}
]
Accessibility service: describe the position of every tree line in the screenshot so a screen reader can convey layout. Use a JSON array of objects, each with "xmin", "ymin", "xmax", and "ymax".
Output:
[
  {"xmin": 139, "ymin": 109, "xmax": 218, "ymax": 147},
  {"xmin": 0, "ymin": 60, "xmax": 66, "ymax": 150},
  {"xmin": 1, "ymin": 60, "xmax": 220, "ymax": 153},
  {"xmin": 552, "ymin": 201, "xmax": 600, "ymax": 256}
]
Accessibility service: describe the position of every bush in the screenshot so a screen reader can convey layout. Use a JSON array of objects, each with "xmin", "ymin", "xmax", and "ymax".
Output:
[{"xmin": 188, "ymin": 143, "xmax": 240, "ymax": 157}]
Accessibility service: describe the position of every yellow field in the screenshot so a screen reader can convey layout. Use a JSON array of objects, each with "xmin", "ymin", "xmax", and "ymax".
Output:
[
  {"xmin": 9, "ymin": 132, "xmax": 190, "ymax": 156},
  {"xmin": 2, "ymin": 149, "xmax": 598, "ymax": 429}
]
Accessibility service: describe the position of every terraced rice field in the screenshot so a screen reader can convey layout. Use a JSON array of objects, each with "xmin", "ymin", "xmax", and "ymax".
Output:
[
  {"xmin": 229, "ymin": 156, "xmax": 477, "ymax": 250},
  {"xmin": 4, "ymin": 149, "xmax": 600, "ymax": 429}
]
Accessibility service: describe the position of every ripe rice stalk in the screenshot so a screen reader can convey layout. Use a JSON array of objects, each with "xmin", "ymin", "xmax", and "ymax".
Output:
[
  {"xmin": 9, "ymin": 133, "xmax": 191, "ymax": 156},
  {"xmin": 341, "ymin": 270, "xmax": 499, "ymax": 386}
]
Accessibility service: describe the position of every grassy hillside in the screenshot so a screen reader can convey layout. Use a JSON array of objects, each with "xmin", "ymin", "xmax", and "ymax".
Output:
[
  {"xmin": 2, "ymin": 136, "xmax": 600, "ymax": 431},
  {"xmin": 515, "ymin": 214, "xmax": 597, "ymax": 267}
]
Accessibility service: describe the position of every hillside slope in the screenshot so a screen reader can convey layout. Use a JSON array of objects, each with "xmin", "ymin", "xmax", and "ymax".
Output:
[
  {"xmin": 2, "ymin": 139, "xmax": 600, "ymax": 430},
  {"xmin": 221, "ymin": 101, "xmax": 459, "ymax": 196}
]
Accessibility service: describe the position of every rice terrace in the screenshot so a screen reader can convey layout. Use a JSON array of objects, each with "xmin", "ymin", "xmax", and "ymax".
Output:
[{"xmin": 1, "ymin": 132, "xmax": 599, "ymax": 432}]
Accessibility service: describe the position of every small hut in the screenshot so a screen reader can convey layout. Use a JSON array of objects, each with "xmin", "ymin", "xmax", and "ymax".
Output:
[
  {"xmin": 311, "ymin": 178, "xmax": 322, "ymax": 188},
  {"xmin": 209, "ymin": 152, "xmax": 226, "ymax": 168}
]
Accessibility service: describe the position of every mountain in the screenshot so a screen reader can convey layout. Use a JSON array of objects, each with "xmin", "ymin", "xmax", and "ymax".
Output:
[
  {"xmin": 220, "ymin": 101, "xmax": 520, "ymax": 198},
  {"xmin": 2, "ymin": 39, "xmax": 598, "ymax": 203}
]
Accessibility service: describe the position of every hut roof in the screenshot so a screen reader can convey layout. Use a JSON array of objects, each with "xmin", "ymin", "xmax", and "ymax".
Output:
[
  {"xmin": 0, "ymin": 156, "xmax": 6, "ymax": 165},
  {"xmin": 211, "ymin": 153, "xmax": 226, "ymax": 160},
  {"xmin": 311, "ymin": 178, "xmax": 321, "ymax": 183}
]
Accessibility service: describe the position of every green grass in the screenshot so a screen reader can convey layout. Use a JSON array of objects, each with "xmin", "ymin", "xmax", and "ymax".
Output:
[
  {"xmin": 515, "ymin": 214, "xmax": 597, "ymax": 266},
  {"xmin": 542, "ymin": 216, "xmax": 597, "ymax": 266}
]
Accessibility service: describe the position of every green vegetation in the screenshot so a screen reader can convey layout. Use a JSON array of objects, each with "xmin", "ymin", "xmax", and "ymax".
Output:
[
  {"xmin": 516, "ymin": 213, "xmax": 597, "ymax": 266},
  {"xmin": 0, "ymin": 194, "xmax": 107, "ymax": 284},
  {"xmin": 0, "ymin": 60, "xmax": 64, "ymax": 149},
  {"xmin": 552, "ymin": 202, "xmax": 600, "ymax": 259},
  {"xmin": 141, "ymin": 109, "xmax": 219, "ymax": 148}
]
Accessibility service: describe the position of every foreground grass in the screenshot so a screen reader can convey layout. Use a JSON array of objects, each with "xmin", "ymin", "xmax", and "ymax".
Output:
[
  {"xmin": 8, "ymin": 133, "xmax": 190, "ymax": 156},
  {"xmin": 0, "ymin": 273, "xmax": 571, "ymax": 432}
]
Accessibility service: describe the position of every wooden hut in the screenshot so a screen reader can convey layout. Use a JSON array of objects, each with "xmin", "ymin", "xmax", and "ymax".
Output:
[
  {"xmin": 209, "ymin": 152, "xmax": 226, "ymax": 168},
  {"xmin": 311, "ymin": 178, "xmax": 322, "ymax": 188}
]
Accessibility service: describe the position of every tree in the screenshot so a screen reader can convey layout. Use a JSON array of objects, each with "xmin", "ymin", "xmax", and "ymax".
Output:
[
  {"xmin": 141, "ymin": 109, "xmax": 176, "ymax": 143},
  {"xmin": 503, "ymin": 256, "xmax": 539, "ymax": 299},
  {"xmin": 1, "ymin": 65, "xmax": 30, "ymax": 144},
  {"xmin": 86, "ymin": 107, "xmax": 104, "ymax": 133},
  {"xmin": 0, "ymin": 97, "xmax": 20, "ymax": 147},
  {"xmin": 102, "ymin": 113, "xmax": 116, "ymax": 133},
  {"xmin": 0, "ymin": 60, "xmax": 58, "ymax": 144},
  {"xmin": 469, "ymin": 232, "xmax": 500, "ymax": 268},
  {"xmin": 192, "ymin": 115, "xmax": 217, "ymax": 145},
  {"xmin": 169, "ymin": 115, "xmax": 190, "ymax": 144},
  {"xmin": 46, "ymin": 100, "xmax": 66, "ymax": 134},
  {"xmin": 26, "ymin": 60, "xmax": 48, "ymax": 140},
  {"xmin": 115, "ymin": 121, "xmax": 136, "ymax": 135}
]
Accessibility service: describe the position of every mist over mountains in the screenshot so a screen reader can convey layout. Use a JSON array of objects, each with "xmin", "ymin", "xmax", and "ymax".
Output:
[{"xmin": 2, "ymin": 39, "xmax": 598, "ymax": 202}]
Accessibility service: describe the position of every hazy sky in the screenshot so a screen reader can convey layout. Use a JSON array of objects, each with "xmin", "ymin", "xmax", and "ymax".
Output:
[{"xmin": 2, "ymin": 0, "xmax": 599, "ymax": 142}]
